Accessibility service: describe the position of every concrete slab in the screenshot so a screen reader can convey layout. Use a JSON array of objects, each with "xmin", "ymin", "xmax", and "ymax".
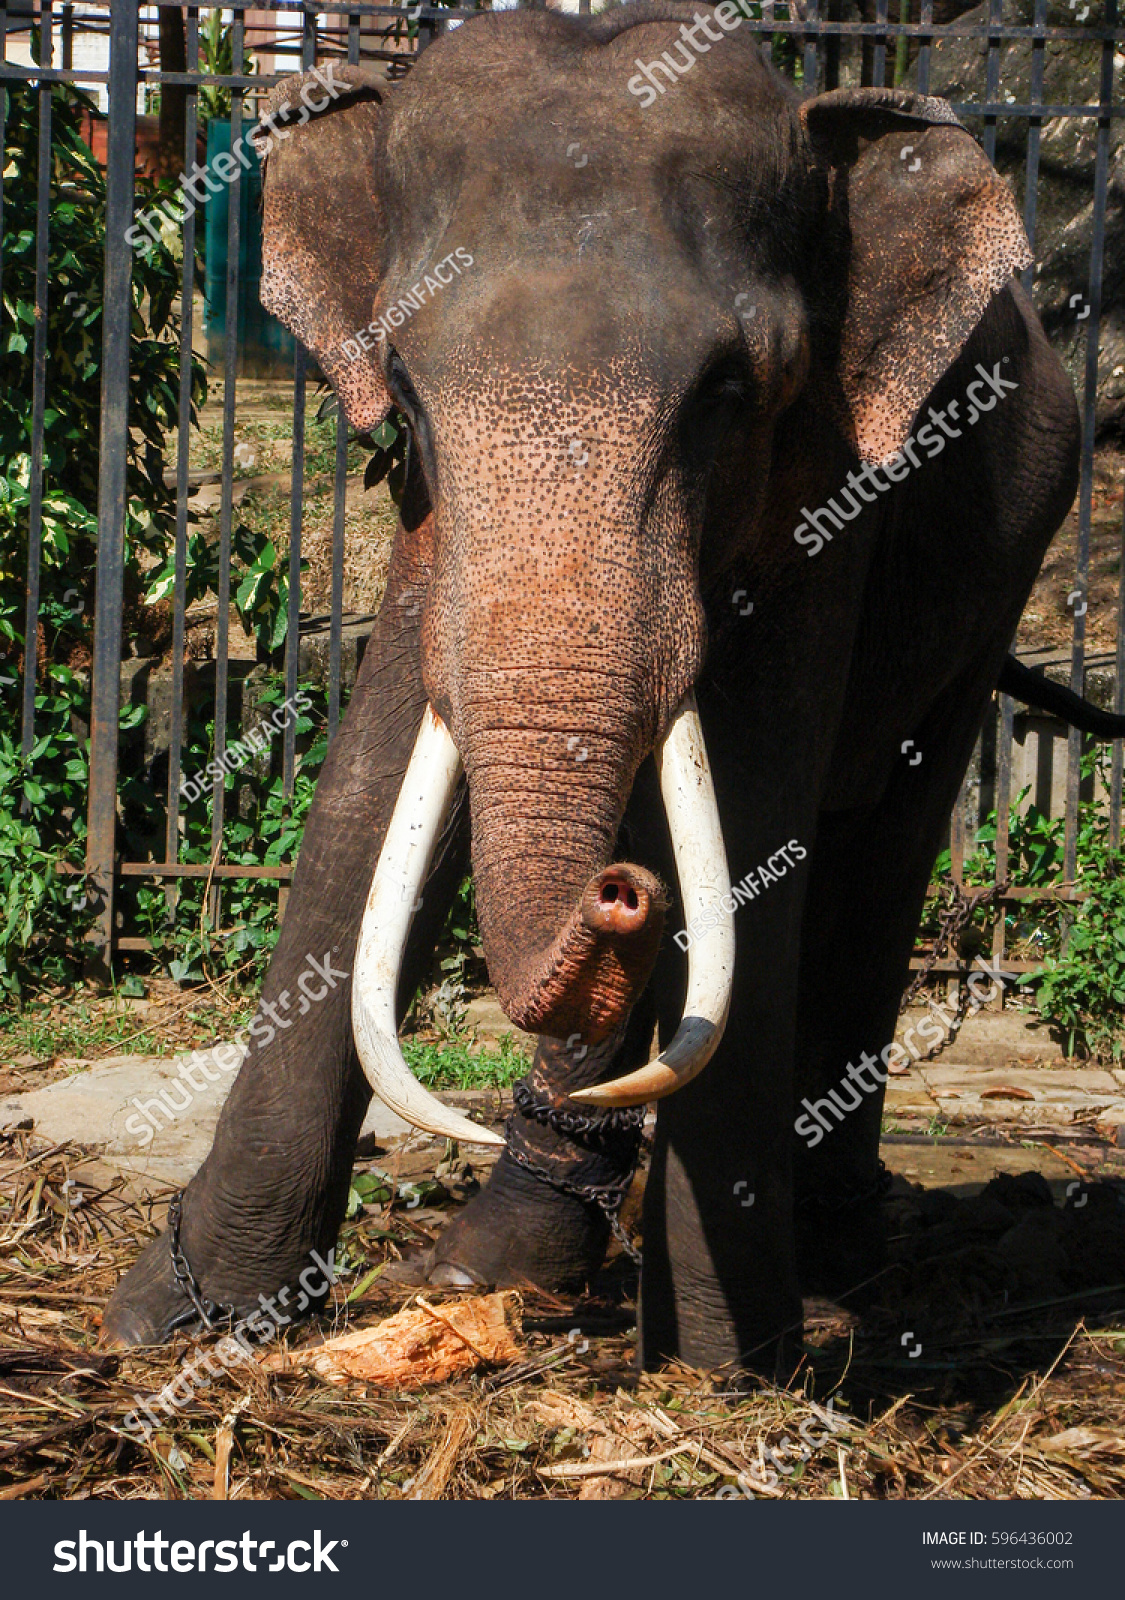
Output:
[
  {"xmin": 913, "ymin": 1062, "xmax": 1124, "ymax": 1131},
  {"xmin": 0, "ymin": 1045, "xmax": 412, "ymax": 1188},
  {"xmin": 3, "ymin": 1004, "xmax": 1122, "ymax": 1193},
  {"xmin": 896, "ymin": 1005, "xmax": 1063, "ymax": 1066}
]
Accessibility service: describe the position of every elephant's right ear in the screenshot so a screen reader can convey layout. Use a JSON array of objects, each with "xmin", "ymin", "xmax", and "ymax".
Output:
[{"xmin": 251, "ymin": 65, "xmax": 392, "ymax": 432}]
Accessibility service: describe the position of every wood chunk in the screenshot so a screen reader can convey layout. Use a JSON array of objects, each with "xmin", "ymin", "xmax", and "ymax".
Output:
[{"xmin": 268, "ymin": 1292, "xmax": 522, "ymax": 1388}]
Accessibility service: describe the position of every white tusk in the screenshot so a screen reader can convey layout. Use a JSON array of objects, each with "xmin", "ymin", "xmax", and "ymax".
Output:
[
  {"xmin": 570, "ymin": 693, "xmax": 734, "ymax": 1108},
  {"xmin": 352, "ymin": 705, "xmax": 505, "ymax": 1146}
]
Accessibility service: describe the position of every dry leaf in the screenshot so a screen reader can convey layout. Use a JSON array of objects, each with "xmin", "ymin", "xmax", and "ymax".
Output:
[
  {"xmin": 979, "ymin": 1086, "xmax": 1036, "ymax": 1101},
  {"xmin": 1036, "ymin": 1427, "xmax": 1123, "ymax": 1456}
]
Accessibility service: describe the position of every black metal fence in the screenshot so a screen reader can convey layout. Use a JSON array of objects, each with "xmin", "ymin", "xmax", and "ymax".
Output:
[{"xmin": 3, "ymin": 0, "xmax": 1124, "ymax": 982}]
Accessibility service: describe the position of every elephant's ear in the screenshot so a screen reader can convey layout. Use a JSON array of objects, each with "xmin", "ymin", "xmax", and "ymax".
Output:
[
  {"xmin": 251, "ymin": 65, "xmax": 392, "ymax": 432},
  {"xmin": 800, "ymin": 87, "xmax": 1031, "ymax": 466}
]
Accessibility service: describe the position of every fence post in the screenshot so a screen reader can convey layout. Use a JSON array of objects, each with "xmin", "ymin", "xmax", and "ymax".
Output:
[{"xmin": 85, "ymin": 0, "xmax": 139, "ymax": 981}]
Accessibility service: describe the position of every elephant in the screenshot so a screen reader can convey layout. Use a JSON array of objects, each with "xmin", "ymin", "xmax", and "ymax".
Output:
[{"xmin": 104, "ymin": 2, "xmax": 1082, "ymax": 1376}]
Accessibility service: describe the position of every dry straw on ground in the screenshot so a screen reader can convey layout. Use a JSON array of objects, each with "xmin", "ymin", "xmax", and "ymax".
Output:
[{"xmin": 2, "ymin": 1129, "xmax": 1124, "ymax": 1501}]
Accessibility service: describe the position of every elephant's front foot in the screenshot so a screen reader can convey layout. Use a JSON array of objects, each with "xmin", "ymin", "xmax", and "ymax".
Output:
[
  {"xmin": 426, "ymin": 1061, "xmax": 645, "ymax": 1292},
  {"xmin": 101, "ymin": 1219, "xmax": 212, "ymax": 1347}
]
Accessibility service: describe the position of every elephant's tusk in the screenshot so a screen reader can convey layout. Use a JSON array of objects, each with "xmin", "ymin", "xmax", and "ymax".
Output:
[
  {"xmin": 352, "ymin": 704, "xmax": 505, "ymax": 1146},
  {"xmin": 570, "ymin": 694, "xmax": 735, "ymax": 1108}
]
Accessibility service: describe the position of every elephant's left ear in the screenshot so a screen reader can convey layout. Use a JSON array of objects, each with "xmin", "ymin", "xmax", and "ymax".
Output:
[
  {"xmin": 251, "ymin": 64, "xmax": 393, "ymax": 433},
  {"xmin": 800, "ymin": 87, "xmax": 1031, "ymax": 466}
]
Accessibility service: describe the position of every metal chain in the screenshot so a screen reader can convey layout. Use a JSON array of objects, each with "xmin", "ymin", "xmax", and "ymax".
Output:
[
  {"xmin": 504, "ymin": 1131, "xmax": 644, "ymax": 1267},
  {"xmin": 167, "ymin": 1190, "xmax": 235, "ymax": 1331},
  {"xmin": 899, "ymin": 878, "xmax": 1009, "ymax": 1062},
  {"xmin": 512, "ymin": 1079, "xmax": 646, "ymax": 1146}
]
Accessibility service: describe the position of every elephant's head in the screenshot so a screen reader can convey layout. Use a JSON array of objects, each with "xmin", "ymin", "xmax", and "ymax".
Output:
[{"xmin": 254, "ymin": 4, "xmax": 1030, "ymax": 1135}]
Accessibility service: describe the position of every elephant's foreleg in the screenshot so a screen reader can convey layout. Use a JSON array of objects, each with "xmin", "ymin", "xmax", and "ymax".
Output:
[
  {"xmin": 793, "ymin": 655, "xmax": 1018, "ymax": 1295},
  {"xmin": 103, "ymin": 515, "xmax": 466, "ymax": 1345},
  {"xmin": 426, "ymin": 997, "xmax": 656, "ymax": 1290}
]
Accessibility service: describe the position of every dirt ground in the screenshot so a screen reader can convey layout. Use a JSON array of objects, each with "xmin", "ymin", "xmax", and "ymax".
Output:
[{"xmin": 2, "ymin": 1078, "xmax": 1124, "ymax": 1501}]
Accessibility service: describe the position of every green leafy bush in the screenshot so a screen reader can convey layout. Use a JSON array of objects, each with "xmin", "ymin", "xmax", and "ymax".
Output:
[
  {"xmin": 924, "ymin": 747, "xmax": 1125, "ymax": 1059},
  {"xmin": 1032, "ymin": 860, "xmax": 1125, "ymax": 1061},
  {"xmin": 0, "ymin": 72, "xmax": 203, "ymax": 996}
]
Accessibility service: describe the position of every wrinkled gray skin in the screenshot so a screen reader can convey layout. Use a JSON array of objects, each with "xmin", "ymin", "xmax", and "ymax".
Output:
[{"xmin": 105, "ymin": 5, "xmax": 1079, "ymax": 1375}]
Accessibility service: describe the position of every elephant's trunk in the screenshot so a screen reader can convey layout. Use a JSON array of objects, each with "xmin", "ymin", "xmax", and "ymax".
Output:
[
  {"xmin": 477, "ymin": 856, "xmax": 668, "ymax": 1043},
  {"xmin": 352, "ymin": 697, "xmax": 735, "ymax": 1132},
  {"xmin": 458, "ymin": 683, "xmax": 666, "ymax": 1043}
]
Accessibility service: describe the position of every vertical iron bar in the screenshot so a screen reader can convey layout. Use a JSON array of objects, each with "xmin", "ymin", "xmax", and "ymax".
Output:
[
  {"xmin": 825, "ymin": 0, "xmax": 841, "ymax": 94},
  {"xmin": 327, "ymin": 7, "xmax": 362, "ymax": 741},
  {"xmin": 21, "ymin": 2, "xmax": 53, "ymax": 757},
  {"xmin": 982, "ymin": 0, "xmax": 1001, "ymax": 165},
  {"xmin": 164, "ymin": 6, "xmax": 199, "ymax": 896},
  {"xmin": 802, "ymin": 0, "xmax": 819, "ymax": 94},
  {"xmin": 86, "ymin": 0, "xmax": 140, "ymax": 978},
  {"xmin": 1113, "ymin": 476, "xmax": 1125, "ymax": 851},
  {"xmin": 327, "ymin": 0, "xmax": 365, "ymax": 741},
  {"xmin": 872, "ymin": 0, "xmax": 888, "ymax": 90},
  {"xmin": 893, "ymin": 0, "xmax": 909, "ymax": 89},
  {"xmin": 283, "ymin": 11, "xmax": 316, "ymax": 801},
  {"xmin": 916, "ymin": 0, "xmax": 932, "ymax": 95},
  {"xmin": 0, "ymin": 4, "xmax": 8, "ymax": 313},
  {"xmin": 993, "ymin": 692, "xmax": 1013, "ymax": 992},
  {"xmin": 208, "ymin": 8, "xmax": 245, "ymax": 929},
  {"xmin": 1063, "ymin": 4, "xmax": 1113, "ymax": 886},
  {"xmin": 1020, "ymin": 0, "xmax": 1046, "ymax": 298},
  {"xmin": 328, "ymin": 409, "xmax": 346, "ymax": 743},
  {"xmin": 951, "ymin": 777, "xmax": 966, "ymax": 886}
]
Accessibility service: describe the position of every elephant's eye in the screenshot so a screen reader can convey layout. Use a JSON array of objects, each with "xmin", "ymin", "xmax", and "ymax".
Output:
[
  {"xmin": 694, "ymin": 358, "xmax": 752, "ymax": 416},
  {"xmin": 386, "ymin": 350, "xmax": 423, "ymax": 423}
]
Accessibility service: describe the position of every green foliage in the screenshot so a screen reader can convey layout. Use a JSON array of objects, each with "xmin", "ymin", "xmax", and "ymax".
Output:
[
  {"xmin": 404, "ymin": 1031, "xmax": 530, "ymax": 1091},
  {"xmin": 926, "ymin": 746, "xmax": 1125, "ymax": 1060},
  {"xmin": 0, "ymin": 75, "xmax": 203, "ymax": 997},
  {"xmin": 1031, "ymin": 860, "xmax": 1125, "ymax": 1061},
  {"xmin": 124, "ymin": 673, "xmax": 326, "ymax": 987},
  {"xmin": 196, "ymin": 12, "xmax": 256, "ymax": 128}
]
